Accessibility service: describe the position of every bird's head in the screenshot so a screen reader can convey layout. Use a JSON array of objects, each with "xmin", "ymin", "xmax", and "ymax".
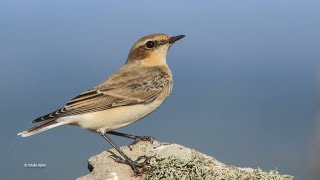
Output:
[{"xmin": 126, "ymin": 33, "xmax": 185, "ymax": 65}]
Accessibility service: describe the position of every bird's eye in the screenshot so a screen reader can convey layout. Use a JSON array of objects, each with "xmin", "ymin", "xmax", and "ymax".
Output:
[{"xmin": 145, "ymin": 41, "xmax": 155, "ymax": 49}]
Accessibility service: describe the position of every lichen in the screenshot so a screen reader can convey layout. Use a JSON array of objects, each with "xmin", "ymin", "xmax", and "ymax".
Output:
[{"xmin": 147, "ymin": 155, "xmax": 293, "ymax": 180}]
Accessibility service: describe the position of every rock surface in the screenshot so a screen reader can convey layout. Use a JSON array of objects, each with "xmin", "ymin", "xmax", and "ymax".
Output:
[{"xmin": 77, "ymin": 140, "xmax": 293, "ymax": 180}]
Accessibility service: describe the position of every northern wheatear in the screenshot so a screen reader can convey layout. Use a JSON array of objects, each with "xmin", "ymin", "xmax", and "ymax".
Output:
[{"xmin": 18, "ymin": 33, "xmax": 185, "ymax": 173}]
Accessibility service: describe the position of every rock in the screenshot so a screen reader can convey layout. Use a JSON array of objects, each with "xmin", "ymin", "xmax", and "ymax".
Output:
[{"xmin": 77, "ymin": 140, "xmax": 294, "ymax": 180}]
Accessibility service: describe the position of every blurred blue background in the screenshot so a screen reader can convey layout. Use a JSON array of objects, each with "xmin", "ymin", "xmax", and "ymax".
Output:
[{"xmin": 1, "ymin": 0, "xmax": 319, "ymax": 179}]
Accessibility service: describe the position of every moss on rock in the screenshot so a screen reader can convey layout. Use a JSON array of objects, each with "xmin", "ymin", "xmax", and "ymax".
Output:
[{"xmin": 148, "ymin": 155, "xmax": 293, "ymax": 180}]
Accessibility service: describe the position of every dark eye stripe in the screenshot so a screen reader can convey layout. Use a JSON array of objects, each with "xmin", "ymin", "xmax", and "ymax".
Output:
[{"xmin": 136, "ymin": 39, "xmax": 168, "ymax": 50}]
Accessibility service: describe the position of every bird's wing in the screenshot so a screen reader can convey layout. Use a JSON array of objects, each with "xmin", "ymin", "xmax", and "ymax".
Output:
[{"xmin": 32, "ymin": 65, "xmax": 171, "ymax": 123}]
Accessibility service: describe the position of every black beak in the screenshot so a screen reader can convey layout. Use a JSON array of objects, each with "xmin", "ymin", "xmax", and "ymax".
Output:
[{"xmin": 169, "ymin": 35, "xmax": 185, "ymax": 44}]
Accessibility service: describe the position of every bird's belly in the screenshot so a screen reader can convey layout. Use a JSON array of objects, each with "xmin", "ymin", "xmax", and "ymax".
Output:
[{"xmin": 62, "ymin": 99, "xmax": 164, "ymax": 133}]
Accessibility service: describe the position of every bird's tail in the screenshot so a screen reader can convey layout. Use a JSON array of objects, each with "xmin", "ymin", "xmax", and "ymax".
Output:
[{"xmin": 17, "ymin": 120, "xmax": 63, "ymax": 137}]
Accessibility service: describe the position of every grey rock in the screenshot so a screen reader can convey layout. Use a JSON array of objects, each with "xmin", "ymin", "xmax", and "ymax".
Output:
[{"xmin": 77, "ymin": 140, "xmax": 293, "ymax": 180}]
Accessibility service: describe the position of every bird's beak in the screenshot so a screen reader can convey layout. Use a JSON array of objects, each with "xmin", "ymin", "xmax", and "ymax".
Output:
[{"xmin": 169, "ymin": 35, "xmax": 185, "ymax": 44}]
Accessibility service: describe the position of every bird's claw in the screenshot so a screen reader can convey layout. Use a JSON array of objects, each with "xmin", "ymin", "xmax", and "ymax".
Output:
[
  {"xmin": 134, "ymin": 136, "xmax": 155, "ymax": 144},
  {"xmin": 109, "ymin": 154, "xmax": 127, "ymax": 164},
  {"xmin": 128, "ymin": 136, "xmax": 155, "ymax": 150},
  {"xmin": 109, "ymin": 154, "xmax": 152, "ymax": 174}
]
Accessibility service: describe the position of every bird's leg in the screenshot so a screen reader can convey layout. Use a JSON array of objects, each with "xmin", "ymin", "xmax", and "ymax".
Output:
[
  {"xmin": 106, "ymin": 131, "xmax": 155, "ymax": 145},
  {"xmin": 100, "ymin": 133, "xmax": 151, "ymax": 174}
]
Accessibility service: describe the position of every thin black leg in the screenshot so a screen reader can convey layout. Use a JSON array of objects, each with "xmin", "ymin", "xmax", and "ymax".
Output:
[
  {"xmin": 100, "ymin": 133, "xmax": 151, "ymax": 173},
  {"xmin": 100, "ymin": 133, "xmax": 130, "ymax": 160},
  {"xmin": 106, "ymin": 131, "xmax": 155, "ymax": 144}
]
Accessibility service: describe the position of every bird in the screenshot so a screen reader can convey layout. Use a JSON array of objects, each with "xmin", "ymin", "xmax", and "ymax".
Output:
[{"xmin": 17, "ymin": 33, "xmax": 185, "ymax": 173}]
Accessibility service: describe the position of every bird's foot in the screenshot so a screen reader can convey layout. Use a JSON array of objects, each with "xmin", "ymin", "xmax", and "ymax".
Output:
[
  {"xmin": 128, "ymin": 136, "xmax": 155, "ymax": 150},
  {"xmin": 132, "ymin": 136, "xmax": 155, "ymax": 145},
  {"xmin": 109, "ymin": 154, "xmax": 152, "ymax": 174}
]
